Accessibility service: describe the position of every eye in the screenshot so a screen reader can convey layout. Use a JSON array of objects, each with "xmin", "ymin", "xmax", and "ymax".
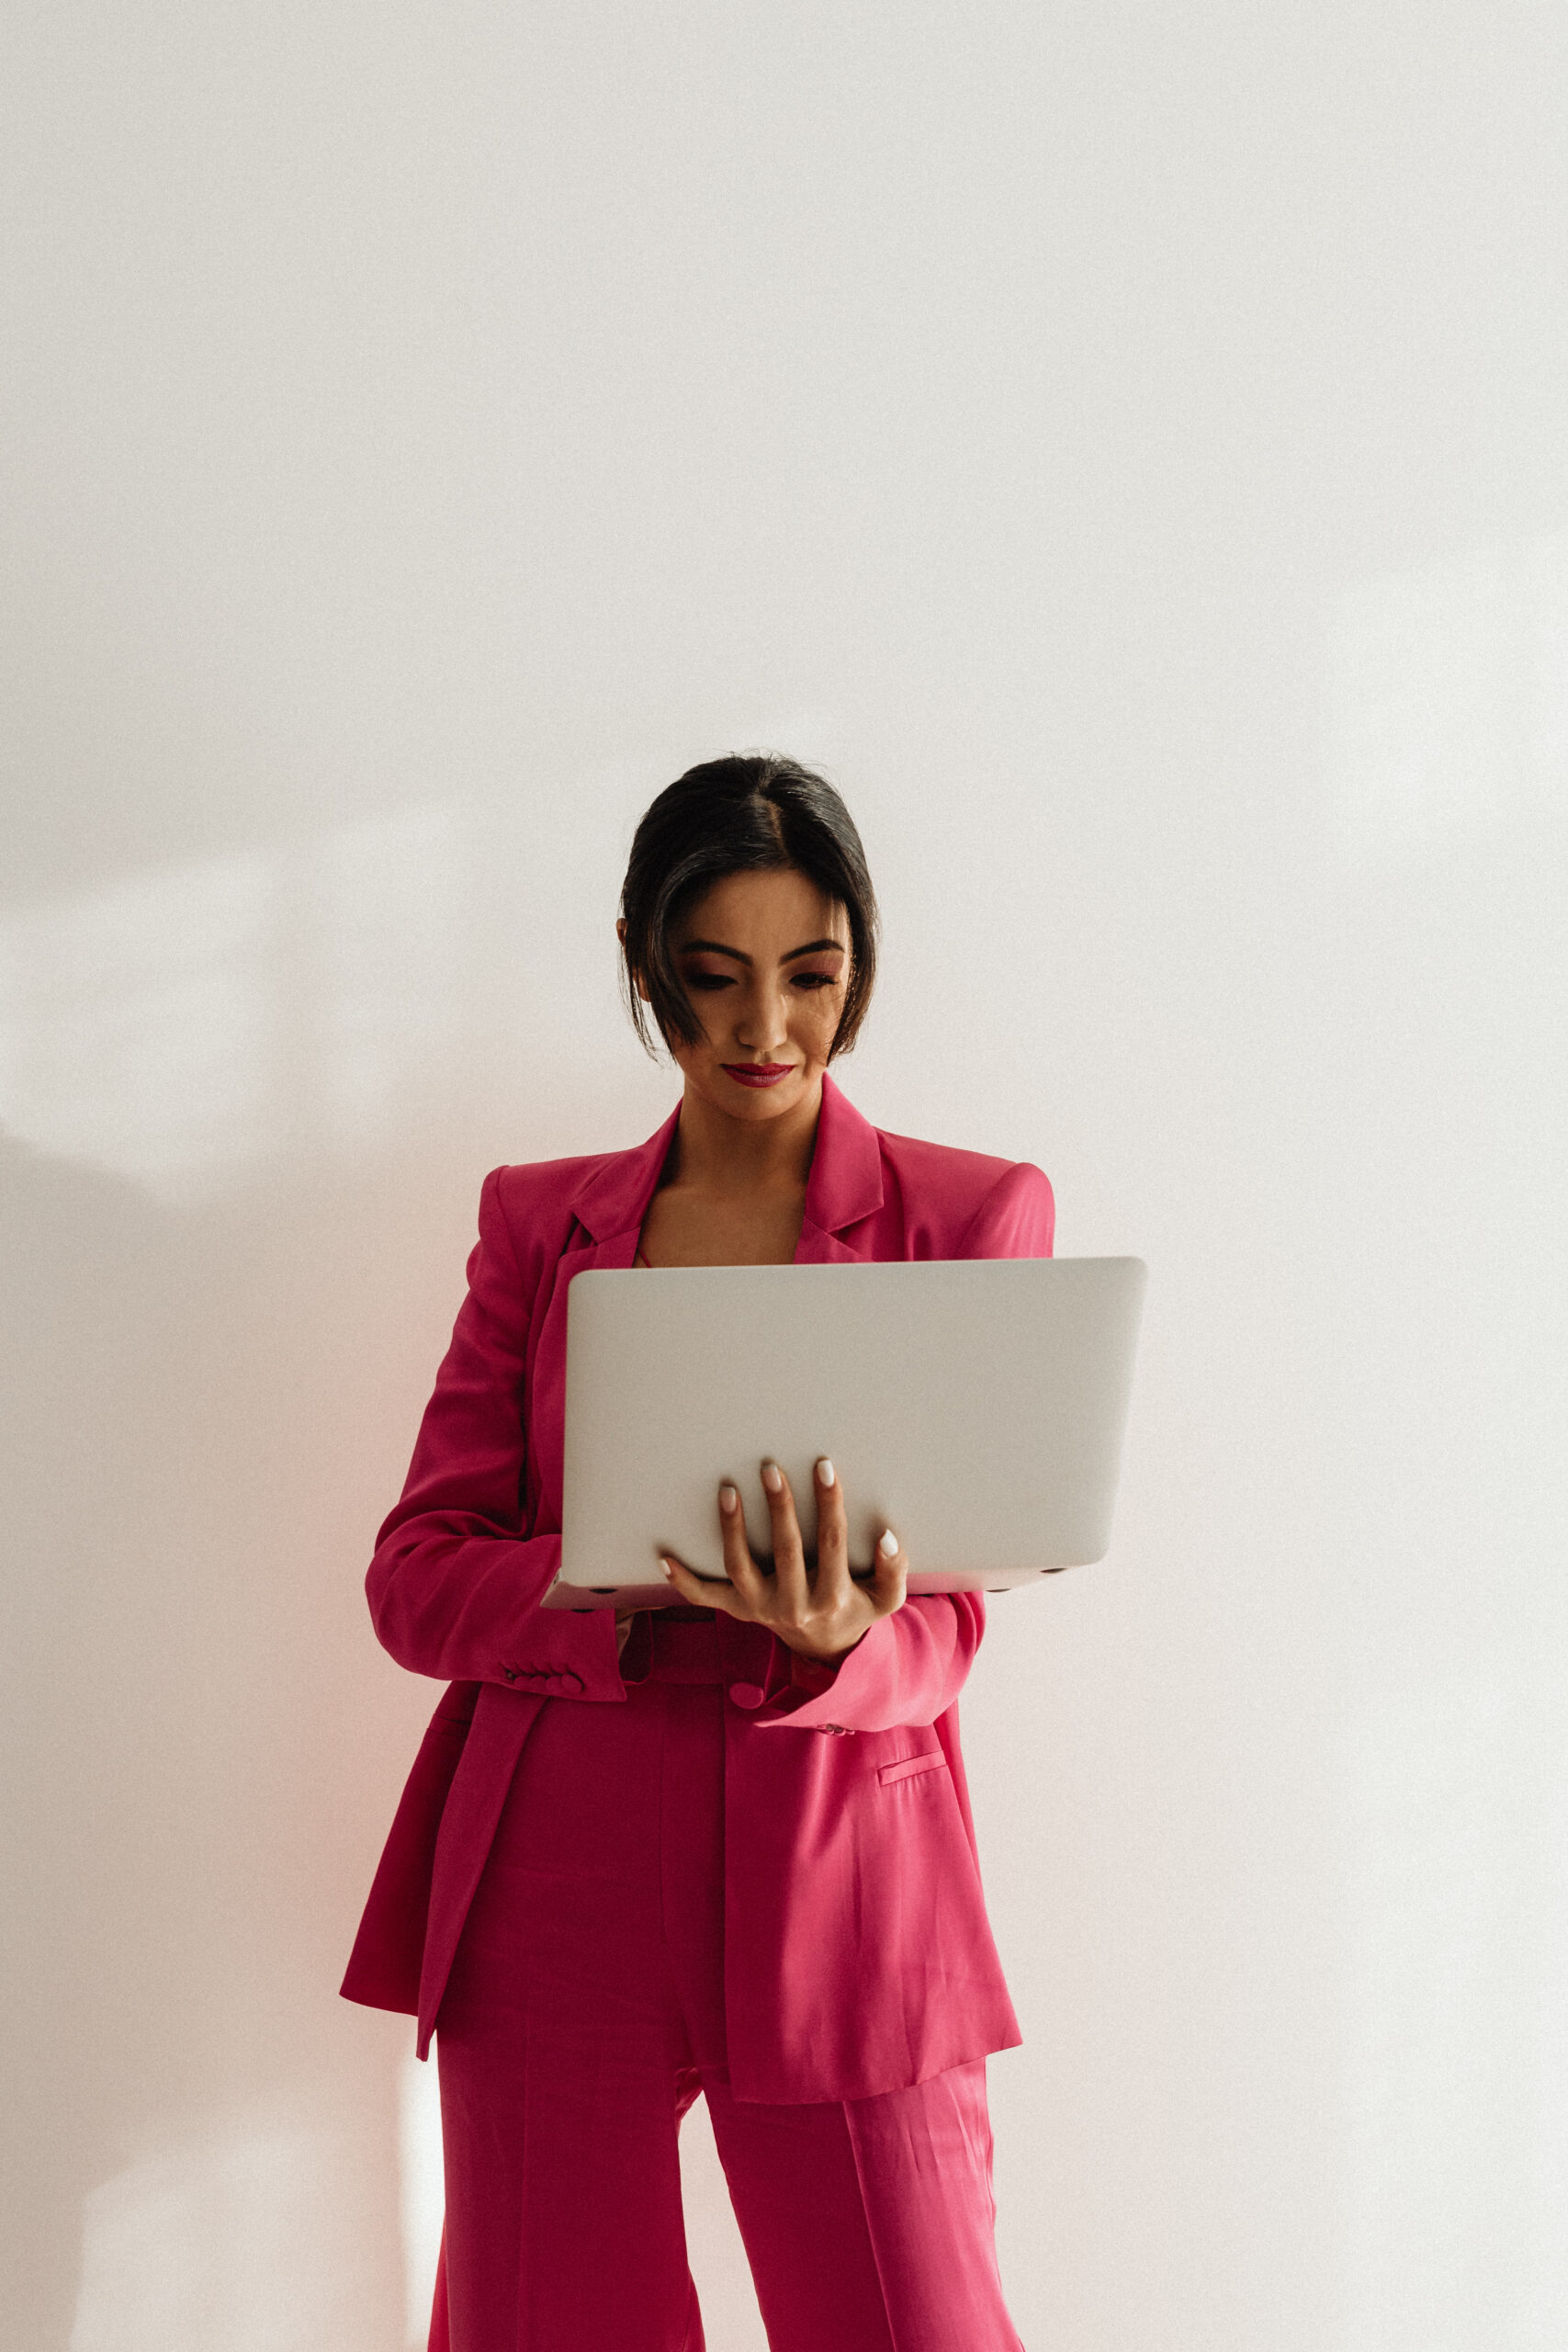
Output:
[
  {"xmin": 791, "ymin": 971, "xmax": 840, "ymax": 989},
  {"xmin": 682, "ymin": 971, "xmax": 735, "ymax": 992}
]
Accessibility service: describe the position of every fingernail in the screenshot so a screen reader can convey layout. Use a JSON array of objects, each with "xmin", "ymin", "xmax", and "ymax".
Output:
[
  {"xmin": 761, "ymin": 1461, "xmax": 783, "ymax": 1493},
  {"xmin": 718, "ymin": 1483, "xmax": 739, "ymax": 1512},
  {"xmin": 817, "ymin": 1457, "xmax": 835, "ymax": 1487},
  {"xmin": 660, "ymin": 1558, "xmax": 673, "ymax": 1578},
  {"xmin": 879, "ymin": 1529, "xmax": 898, "ymax": 1556}
]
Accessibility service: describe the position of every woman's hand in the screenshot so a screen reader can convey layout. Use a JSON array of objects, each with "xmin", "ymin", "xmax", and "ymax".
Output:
[{"xmin": 660, "ymin": 1458, "xmax": 908, "ymax": 1665}]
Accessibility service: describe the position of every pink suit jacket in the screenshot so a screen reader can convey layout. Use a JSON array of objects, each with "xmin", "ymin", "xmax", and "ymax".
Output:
[{"xmin": 341, "ymin": 1074, "xmax": 1055, "ymax": 2103}]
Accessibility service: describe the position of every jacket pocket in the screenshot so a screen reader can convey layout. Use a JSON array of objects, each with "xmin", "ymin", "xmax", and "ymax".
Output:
[{"xmin": 878, "ymin": 1751, "xmax": 947, "ymax": 1787}]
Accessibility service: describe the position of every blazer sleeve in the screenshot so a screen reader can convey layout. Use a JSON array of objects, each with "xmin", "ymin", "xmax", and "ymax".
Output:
[
  {"xmin": 756, "ymin": 1155, "xmax": 1056, "ymax": 1733},
  {"xmin": 365, "ymin": 1170, "xmax": 626, "ymax": 1700}
]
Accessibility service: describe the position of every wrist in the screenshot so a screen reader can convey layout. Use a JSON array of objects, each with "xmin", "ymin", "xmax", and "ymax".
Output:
[
  {"xmin": 777, "ymin": 1616, "xmax": 870, "ymax": 1666},
  {"xmin": 786, "ymin": 1632, "xmax": 863, "ymax": 1689}
]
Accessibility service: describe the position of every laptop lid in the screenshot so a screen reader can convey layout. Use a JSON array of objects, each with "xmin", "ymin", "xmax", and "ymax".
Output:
[{"xmin": 546, "ymin": 1255, "xmax": 1145, "ymax": 1609}]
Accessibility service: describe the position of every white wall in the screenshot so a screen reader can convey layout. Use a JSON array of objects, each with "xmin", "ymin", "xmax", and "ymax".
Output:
[{"xmin": 4, "ymin": 6, "xmax": 1565, "ymax": 2346}]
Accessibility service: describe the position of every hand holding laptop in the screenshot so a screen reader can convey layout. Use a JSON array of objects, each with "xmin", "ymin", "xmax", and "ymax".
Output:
[{"xmin": 660, "ymin": 1454, "xmax": 908, "ymax": 1665}]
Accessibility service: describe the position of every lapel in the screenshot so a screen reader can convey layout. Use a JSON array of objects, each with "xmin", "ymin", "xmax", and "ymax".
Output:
[
  {"xmin": 794, "ymin": 1073, "xmax": 885, "ymax": 1263},
  {"xmin": 527, "ymin": 1107, "xmax": 682, "ymax": 1526},
  {"xmin": 566, "ymin": 1098, "xmax": 683, "ymax": 1266}
]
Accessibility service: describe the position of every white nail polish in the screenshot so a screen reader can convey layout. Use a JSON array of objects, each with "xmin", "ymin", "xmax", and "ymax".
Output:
[
  {"xmin": 718, "ymin": 1484, "xmax": 738, "ymax": 1511},
  {"xmin": 817, "ymin": 1458, "xmax": 835, "ymax": 1487},
  {"xmin": 761, "ymin": 1461, "xmax": 783, "ymax": 1492},
  {"xmin": 660, "ymin": 1558, "xmax": 673, "ymax": 1578},
  {"xmin": 879, "ymin": 1529, "xmax": 898, "ymax": 1556}
]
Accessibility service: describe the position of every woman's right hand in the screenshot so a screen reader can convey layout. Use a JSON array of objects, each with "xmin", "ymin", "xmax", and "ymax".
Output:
[{"xmin": 660, "ymin": 1455, "xmax": 908, "ymax": 1665}]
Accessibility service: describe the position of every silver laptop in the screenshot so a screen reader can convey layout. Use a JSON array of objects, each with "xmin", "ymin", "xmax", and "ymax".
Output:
[{"xmin": 543, "ymin": 1256, "xmax": 1146, "ymax": 1610}]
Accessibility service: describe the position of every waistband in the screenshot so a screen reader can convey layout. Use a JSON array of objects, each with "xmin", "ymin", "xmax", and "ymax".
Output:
[{"xmin": 644, "ymin": 1615, "xmax": 725, "ymax": 1684}]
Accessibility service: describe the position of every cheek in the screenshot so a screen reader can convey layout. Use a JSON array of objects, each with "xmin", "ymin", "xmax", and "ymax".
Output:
[{"xmin": 791, "ymin": 990, "xmax": 846, "ymax": 1051}]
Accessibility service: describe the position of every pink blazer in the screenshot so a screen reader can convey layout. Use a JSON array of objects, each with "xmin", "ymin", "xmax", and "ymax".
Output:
[{"xmin": 341, "ymin": 1074, "xmax": 1055, "ymax": 2103}]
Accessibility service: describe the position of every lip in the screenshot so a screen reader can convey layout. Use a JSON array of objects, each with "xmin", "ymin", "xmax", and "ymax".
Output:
[{"xmin": 721, "ymin": 1062, "xmax": 795, "ymax": 1088}]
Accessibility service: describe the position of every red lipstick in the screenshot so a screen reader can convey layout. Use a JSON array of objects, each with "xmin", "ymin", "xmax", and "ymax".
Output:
[{"xmin": 722, "ymin": 1062, "xmax": 795, "ymax": 1088}]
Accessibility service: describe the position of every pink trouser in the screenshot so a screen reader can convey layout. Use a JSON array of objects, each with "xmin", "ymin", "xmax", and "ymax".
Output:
[{"xmin": 434, "ymin": 1618, "xmax": 1025, "ymax": 2352}]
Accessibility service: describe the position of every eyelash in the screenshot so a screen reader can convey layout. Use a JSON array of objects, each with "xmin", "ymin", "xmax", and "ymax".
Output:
[{"xmin": 683, "ymin": 973, "xmax": 838, "ymax": 992}]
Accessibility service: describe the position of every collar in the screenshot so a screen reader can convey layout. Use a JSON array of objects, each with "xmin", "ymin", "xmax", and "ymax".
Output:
[{"xmin": 567, "ymin": 1071, "xmax": 885, "ymax": 1244}]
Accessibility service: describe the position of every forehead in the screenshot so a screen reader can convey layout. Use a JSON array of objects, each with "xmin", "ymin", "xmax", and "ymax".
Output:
[{"xmin": 674, "ymin": 866, "xmax": 848, "ymax": 948}]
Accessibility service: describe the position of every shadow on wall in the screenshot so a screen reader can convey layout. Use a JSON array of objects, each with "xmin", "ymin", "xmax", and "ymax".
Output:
[
  {"xmin": 0, "ymin": 1126, "xmax": 446, "ymax": 2350},
  {"xmin": 0, "ymin": 789, "xmax": 721, "ymax": 2350},
  {"xmin": 0, "ymin": 804, "xmax": 511, "ymax": 2346}
]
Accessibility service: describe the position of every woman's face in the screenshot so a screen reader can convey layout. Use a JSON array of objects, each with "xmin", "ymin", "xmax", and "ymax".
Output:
[{"xmin": 644, "ymin": 865, "xmax": 852, "ymax": 1125}]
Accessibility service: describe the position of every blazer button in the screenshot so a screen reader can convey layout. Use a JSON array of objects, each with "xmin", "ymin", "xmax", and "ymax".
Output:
[{"xmin": 728, "ymin": 1681, "xmax": 765, "ymax": 1711}]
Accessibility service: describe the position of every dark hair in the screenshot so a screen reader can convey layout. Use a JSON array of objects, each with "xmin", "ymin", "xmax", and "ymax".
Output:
[{"xmin": 619, "ymin": 753, "xmax": 879, "ymax": 1060}]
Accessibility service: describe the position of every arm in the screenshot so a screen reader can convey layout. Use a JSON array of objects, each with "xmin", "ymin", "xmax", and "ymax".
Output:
[{"xmin": 366, "ymin": 1170, "xmax": 625, "ymax": 1699}]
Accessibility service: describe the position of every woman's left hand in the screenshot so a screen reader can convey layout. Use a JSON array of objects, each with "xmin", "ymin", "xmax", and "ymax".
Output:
[{"xmin": 660, "ymin": 1457, "xmax": 908, "ymax": 1664}]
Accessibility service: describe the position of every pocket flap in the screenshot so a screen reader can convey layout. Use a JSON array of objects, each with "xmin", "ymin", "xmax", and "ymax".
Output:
[{"xmin": 877, "ymin": 1751, "xmax": 947, "ymax": 1787}]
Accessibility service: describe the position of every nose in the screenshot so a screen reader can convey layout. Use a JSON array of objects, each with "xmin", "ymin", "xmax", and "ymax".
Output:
[{"xmin": 735, "ymin": 981, "xmax": 790, "ymax": 1053}]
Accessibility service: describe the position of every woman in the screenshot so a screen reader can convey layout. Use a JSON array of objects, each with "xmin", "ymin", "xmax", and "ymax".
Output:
[{"xmin": 343, "ymin": 754, "xmax": 1055, "ymax": 2352}]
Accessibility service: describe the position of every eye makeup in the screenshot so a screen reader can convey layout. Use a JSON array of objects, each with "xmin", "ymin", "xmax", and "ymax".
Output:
[{"xmin": 677, "ymin": 964, "xmax": 842, "ymax": 992}]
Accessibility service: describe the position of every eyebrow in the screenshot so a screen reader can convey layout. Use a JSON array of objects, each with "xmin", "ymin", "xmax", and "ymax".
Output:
[{"xmin": 675, "ymin": 936, "xmax": 847, "ymax": 965}]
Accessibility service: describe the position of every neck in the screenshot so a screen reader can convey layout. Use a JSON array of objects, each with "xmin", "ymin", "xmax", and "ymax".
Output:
[{"xmin": 668, "ymin": 1075, "xmax": 825, "ymax": 1199}]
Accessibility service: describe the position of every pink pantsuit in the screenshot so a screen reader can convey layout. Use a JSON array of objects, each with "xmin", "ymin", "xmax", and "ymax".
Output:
[{"xmin": 343, "ymin": 1076, "xmax": 1055, "ymax": 2348}]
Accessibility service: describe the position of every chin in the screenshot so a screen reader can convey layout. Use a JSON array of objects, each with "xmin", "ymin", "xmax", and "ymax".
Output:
[{"xmin": 728, "ymin": 1086, "xmax": 799, "ymax": 1114}]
